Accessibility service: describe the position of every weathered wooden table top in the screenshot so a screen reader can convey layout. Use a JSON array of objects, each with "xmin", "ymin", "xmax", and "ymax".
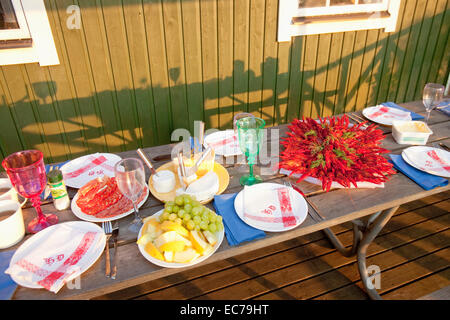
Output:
[{"xmin": 5, "ymin": 100, "xmax": 450, "ymax": 299}]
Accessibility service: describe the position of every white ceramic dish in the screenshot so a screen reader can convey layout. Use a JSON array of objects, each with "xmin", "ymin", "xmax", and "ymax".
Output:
[
  {"xmin": 71, "ymin": 185, "xmax": 149, "ymax": 223},
  {"xmin": 137, "ymin": 209, "xmax": 224, "ymax": 268},
  {"xmin": 204, "ymin": 130, "xmax": 242, "ymax": 157},
  {"xmin": 234, "ymin": 183, "xmax": 308, "ymax": 232},
  {"xmin": 61, "ymin": 153, "xmax": 122, "ymax": 189},
  {"xmin": 392, "ymin": 120, "xmax": 433, "ymax": 145},
  {"xmin": 362, "ymin": 105, "xmax": 412, "ymax": 126},
  {"xmin": 7, "ymin": 221, "xmax": 106, "ymax": 289},
  {"xmin": 402, "ymin": 146, "xmax": 450, "ymax": 178}
]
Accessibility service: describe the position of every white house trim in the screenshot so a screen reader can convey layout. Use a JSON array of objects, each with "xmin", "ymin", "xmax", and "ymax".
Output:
[
  {"xmin": 0, "ymin": 0, "xmax": 59, "ymax": 66},
  {"xmin": 278, "ymin": 0, "xmax": 402, "ymax": 42}
]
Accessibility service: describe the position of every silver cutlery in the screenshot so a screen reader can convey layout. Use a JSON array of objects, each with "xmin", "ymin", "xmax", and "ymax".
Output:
[
  {"xmin": 347, "ymin": 113, "xmax": 368, "ymax": 128},
  {"xmin": 110, "ymin": 221, "xmax": 119, "ymax": 279},
  {"xmin": 102, "ymin": 221, "xmax": 112, "ymax": 277},
  {"xmin": 137, "ymin": 148, "xmax": 158, "ymax": 176}
]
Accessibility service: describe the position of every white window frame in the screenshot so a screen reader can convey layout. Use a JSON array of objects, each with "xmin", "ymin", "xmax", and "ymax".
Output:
[
  {"xmin": 278, "ymin": 0, "xmax": 401, "ymax": 42},
  {"xmin": 0, "ymin": 0, "xmax": 59, "ymax": 66},
  {"xmin": 0, "ymin": 0, "xmax": 31, "ymax": 40}
]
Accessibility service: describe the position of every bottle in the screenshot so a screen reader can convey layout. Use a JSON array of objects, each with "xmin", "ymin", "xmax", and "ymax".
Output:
[{"xmin": 47, "ymin": 169, "xmax": 70, "ymax": 210}]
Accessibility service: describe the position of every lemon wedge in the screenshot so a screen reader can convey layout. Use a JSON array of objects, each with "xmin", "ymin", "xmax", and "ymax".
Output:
[
  {"xmin": 159, "ymin": 240, "xmax": 186, "ymax": 252},
  {"xmin": 144, "ymin": 242, "xmax": 164, "ymax": 261},
  {"xmin": 160, "ymin": 220, "xmax": 189, "ymax": 237},
  {"xmin": 136, "ymin": 233, "xmax": 154, "ymax": 246},
  {"xmin": 154, "ymin": 231, "xmax": 192, "ymax": 249}
]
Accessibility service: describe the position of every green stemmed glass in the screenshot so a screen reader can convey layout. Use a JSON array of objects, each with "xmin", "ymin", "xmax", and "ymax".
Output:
[{"xmin": 236, "ymin": 116, "xmax": 265, "ymax": 186}]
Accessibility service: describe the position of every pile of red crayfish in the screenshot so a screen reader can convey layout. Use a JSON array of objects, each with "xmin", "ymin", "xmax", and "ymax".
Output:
[{"xmin": 279, "ymin": 115, "xmax": 395, "ymax": 191}]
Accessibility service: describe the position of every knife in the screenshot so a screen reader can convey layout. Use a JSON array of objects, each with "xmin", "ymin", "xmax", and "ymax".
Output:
[{"xmin": 110, "ymin": 221, "xmax": 119, "ymax": 280}]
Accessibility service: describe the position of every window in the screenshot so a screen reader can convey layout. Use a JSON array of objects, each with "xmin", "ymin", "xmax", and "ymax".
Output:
[
  {"xmin": 278, "ymin": 0, "xmax": 401, "ymax": 41},
  {"xmin": 0, "ymin": 0, "xmax": 59, "ymax": 66}
]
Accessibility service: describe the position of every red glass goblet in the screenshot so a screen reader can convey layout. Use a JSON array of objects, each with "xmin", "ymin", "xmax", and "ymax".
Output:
[{"xmin": 2, "ymin": 150, "xmax": 58, "ymax": 233}]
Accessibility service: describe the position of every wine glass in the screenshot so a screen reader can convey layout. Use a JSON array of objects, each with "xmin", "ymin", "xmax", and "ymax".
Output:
[
  {"xmin": 236, "ymin": 117, "xmax": 265, "ymax": 186},
  {"xmin": 423, "ymin": 83, "xmax": 445, "ymax": 123},
  {"xmin": 233, "ymin": 112, "xmax": 255, "ymax": 134},
  {"xmin": 114, "ymin": 158, "xmax": 146, "ymax": 232},
  {"xmin": 2, "ymin": 150, "xmax": 58, "ymax": 233}
]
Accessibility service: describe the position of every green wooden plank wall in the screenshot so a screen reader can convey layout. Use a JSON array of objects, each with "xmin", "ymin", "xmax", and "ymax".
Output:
[{"xmin": 0, "ymin": 0, "xmax": 448, "ymax": 163}]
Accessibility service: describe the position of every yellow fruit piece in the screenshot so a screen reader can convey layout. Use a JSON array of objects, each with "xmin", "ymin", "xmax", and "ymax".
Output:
[
  {"xmin": 160, "ymin": 220, "xmax": 189, "ymax": 237},
  {"xmin": 144, "ymin": 242, "xmax": 164, "ymax": 261},
  {"xmin": 159, "ymin": 240, "xmax": 186, "ymax": 252},
  {"xmin": 164, "ymin": 251, "xmax": 174, "ymax": 262},
  {"xmin": 202, "ymin": 230, "xmax": 218, "ymax": 246},
  {"xmin": 136, "ymin": 233, "xmax": 153, "ymax": 246},
  {"xmin": 153, "ymin": 231, "xmax": 192, "ymax": 249},
  {"xmin": 173, "ymin": 248, "xmax": 200, "ymax": 263},
  {"xmin": 141, "ymin": 219, "xmax": 163, "ymax": 238},
  {"xmin": 189, "ymin": 230, "xmax": 209, "ymax": 254},
  {"xmin": 202, "ymin": 244, "xmax": 214, "ymax": 257}
]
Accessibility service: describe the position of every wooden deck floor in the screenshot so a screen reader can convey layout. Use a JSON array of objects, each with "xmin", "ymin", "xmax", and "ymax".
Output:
[{"xmin": 95, "ymin": 191, "xmax": 450, "ymax": 300}]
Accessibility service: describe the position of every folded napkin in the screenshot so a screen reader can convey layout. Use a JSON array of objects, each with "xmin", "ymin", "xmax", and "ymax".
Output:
[
  {"xmin": 41, "ymin": 160, "xmax": 70, "ymax": 201},
  {"xmin": 389, "ymin": 154, "xmax": 448, "ymax": 190},
  {"xmin": 381, "ymin": 102, "xmax": 425, "ymax": 120},
  {"xmin": 0, "ymin": 250, "xmax": 17, "ymax": 300},
  {"xmin": 213, "ymin": 193, "xmax": 265, "ymax": 246},
  {"xmin": 5, "ymin": 224, "xmax": 105, "ymax": 293},
  {"xmin": 243, "ymin": 185, "xmax": 299, "ymax": 228},
  {"xmin": 437, "ymin": 100, "xmax": 450, "ymax": 117}
]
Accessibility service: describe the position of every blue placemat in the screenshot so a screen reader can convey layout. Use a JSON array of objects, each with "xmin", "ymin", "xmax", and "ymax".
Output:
[
  {"xmin": 40, "ymin": 160, "xmax": 70, "ymax": 201},
  {"xmin": 389, "ymin": 154, "xmax": 448, "ymax": 190},
  {"xmin": 213, "ymin": 193, "xmax": 266, "ymax": 246},
  {"xmin": 0, "ymin": 250, "xmax": 17, "ymax": 300},
  {"xmin": 381, "ymin": 102, "xmax": 425, "ymax": 120},
  {"xmin": 437, "ymin": 100, "xmax": 450, "ymax": 117}
]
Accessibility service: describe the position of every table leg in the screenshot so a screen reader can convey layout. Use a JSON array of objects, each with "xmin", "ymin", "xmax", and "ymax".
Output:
[
  {"xmin": 318, "ymin": 208, "xmax": 398, "ymax": 299},
  {"xmin": 356, "ymin": 206, "xmax": 399, "ymax": 300},
  {"xmin": 322, "ymin": 222, "xmax": 363, "ymax": 257}
]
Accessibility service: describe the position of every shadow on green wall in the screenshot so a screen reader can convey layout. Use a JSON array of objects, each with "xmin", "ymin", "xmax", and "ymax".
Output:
[{"xmin": 0, "ymin": 10, "xmax": 448, "ymax": 163}]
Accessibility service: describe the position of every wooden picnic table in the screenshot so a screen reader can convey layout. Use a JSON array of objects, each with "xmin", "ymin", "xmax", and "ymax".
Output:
[{"xmin": 5, "ymin": 100, "xmax": 450, "ymax": 300}]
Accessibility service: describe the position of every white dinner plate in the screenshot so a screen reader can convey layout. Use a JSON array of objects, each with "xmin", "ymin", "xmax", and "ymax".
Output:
[
  {"xmin": 402, "ymin": 146, "xmax": 450, "ymax": 178},
  {"xmin": 362, "ymin": 105, "xmax": 412, "ymax": 126},
  {"xmin": 8, "ymin": 221, "xmax": 106, "ymax": 289},
  {"xmin": 137, "ymin": 209, "xmax": 224, "ymax": 268},
  {"xmin": 61, "ymin": 153, "xmax": 122, "ymax": 189},
  {"xmin": 234, "ymin": 183, "xmax": 308, "ymax": 232},
  {"xmin": 71, "ymin": 185, "xmax": 149, "ymax": 223},
  {"xmin": 204, "ymin": 130, "xmax": 242, "ymax": 157}
]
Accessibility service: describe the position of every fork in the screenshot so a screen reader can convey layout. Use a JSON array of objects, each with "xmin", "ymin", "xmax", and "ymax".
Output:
[
  {"xmin": 102, "ymin": 221, "xmax": 112, "ymax": 277},
  {"xmin": 110, "ymin": 221, "xmax": 119, "ymax": 279}
]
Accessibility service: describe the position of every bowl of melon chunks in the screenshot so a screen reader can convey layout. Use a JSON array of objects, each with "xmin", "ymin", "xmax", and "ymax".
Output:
[{"xmin": 137, "ymin": 194, "xmax": 225, "ymax": 268}]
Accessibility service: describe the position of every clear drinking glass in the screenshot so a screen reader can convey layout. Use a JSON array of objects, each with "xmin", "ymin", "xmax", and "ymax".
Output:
[
  {"xmin": 2, "ymin": 150, "xmax": 58, "ymax": 233},
  {"xmin": 233, "ymin": 112, "xmax": 255, "ymax": 135},
  {"xmin": 114, "ymin": 158, "xmax": 146, "ymax": 233},
  {"xmin": 423, "ymin": 83, "xmax": 445, "ymax": 123},
  {"xmin": 236, "ymin": 117, "xmax": 265, "ymax": 186}
]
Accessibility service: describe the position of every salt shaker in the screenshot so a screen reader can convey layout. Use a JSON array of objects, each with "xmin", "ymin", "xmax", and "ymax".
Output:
[{"xmin": 47, "ymin": 169, "xmax": 70, "ymax": 210}]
